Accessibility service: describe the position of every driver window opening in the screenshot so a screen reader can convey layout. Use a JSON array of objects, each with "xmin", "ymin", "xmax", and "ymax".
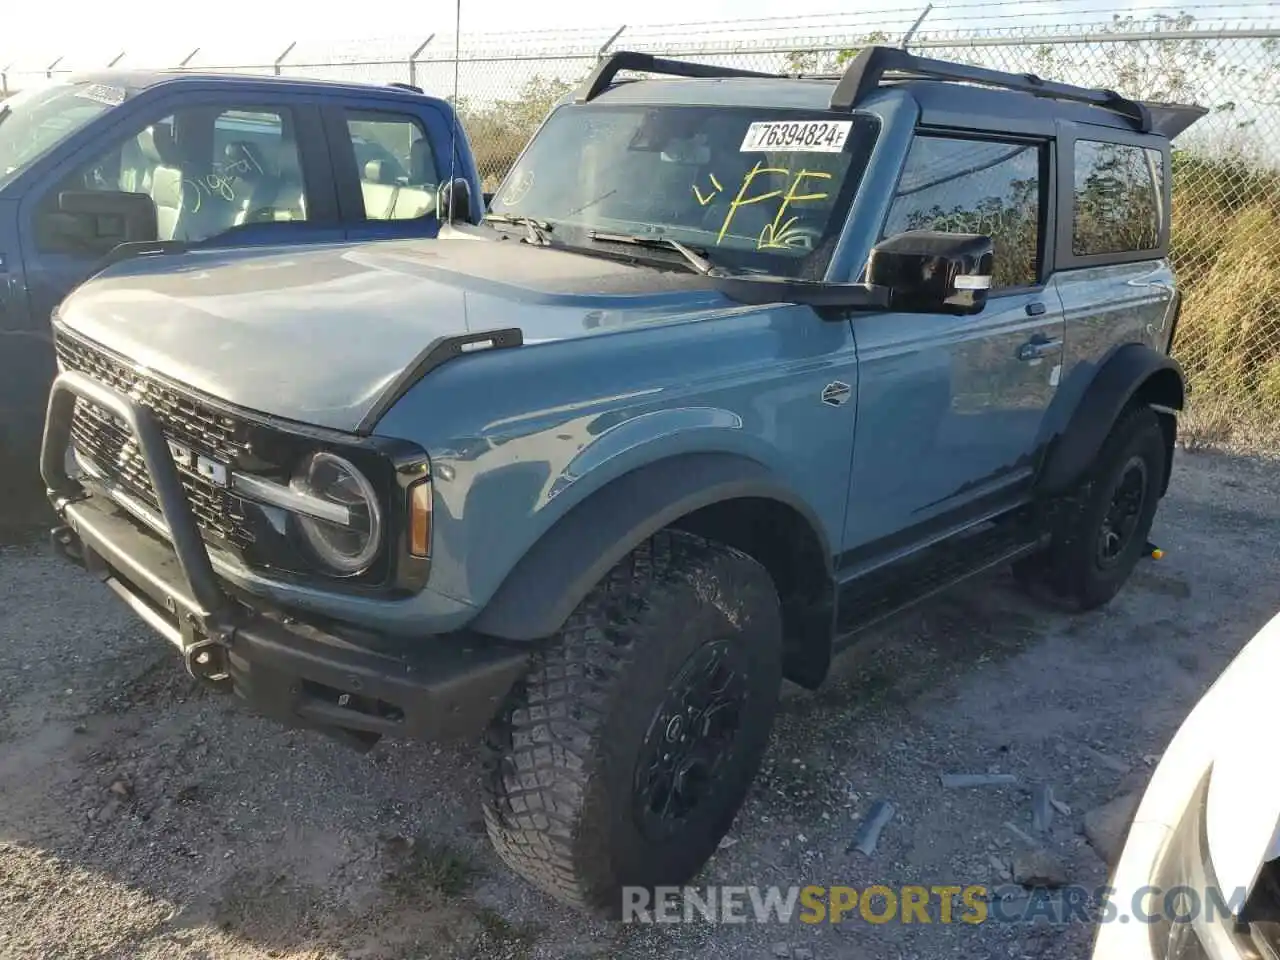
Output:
[{"xmin": 38, "ymin": 105, "xmax": 310, "ymax": 250}]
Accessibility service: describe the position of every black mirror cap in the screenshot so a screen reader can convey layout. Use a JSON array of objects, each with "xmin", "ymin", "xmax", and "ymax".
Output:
[
  {"xmin": 438, "ymin": 178, "xmax": 474, "ymax": 224},
  {"xmin": 867, "ymin": 230, "xmax": 994, "ymax": 316}
]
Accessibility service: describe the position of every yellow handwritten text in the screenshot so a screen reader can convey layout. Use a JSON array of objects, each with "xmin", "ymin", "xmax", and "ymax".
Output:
[
  {"xmin": 715, "ymin": 164, "xmax": 833, "ymax": 249},
  {"xmin": 716, "ymin": 161, "xmax": 790, "ymax": 244},
  {"xmin": 691, "ymin": 172, "xmax": 724, "ymax": 207},
  {"xmin": 757, "ymin": 169, "xmax": 831, "ymax": 250}
]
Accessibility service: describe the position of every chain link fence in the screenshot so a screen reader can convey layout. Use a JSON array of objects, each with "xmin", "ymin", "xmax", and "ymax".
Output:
[{"xmin": 4, "ymin": 13, "xmax": 1279, "ymax": 441}]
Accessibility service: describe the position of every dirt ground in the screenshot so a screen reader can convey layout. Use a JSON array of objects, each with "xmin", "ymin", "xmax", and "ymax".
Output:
[{"xmin": 1, "ymin": 446, "xmax": 1277, "ymax": 960}]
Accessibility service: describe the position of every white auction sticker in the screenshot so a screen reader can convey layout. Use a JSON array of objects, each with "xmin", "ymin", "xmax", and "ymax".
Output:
[{"xmin": 740, "ymin": 120, "xmax": 852, "ymax": 153}]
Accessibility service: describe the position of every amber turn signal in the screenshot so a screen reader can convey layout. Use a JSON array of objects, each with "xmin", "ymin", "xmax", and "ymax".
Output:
[{"xmin": 408, "ymin": 480, "xmax": 432, "ymax": 557}]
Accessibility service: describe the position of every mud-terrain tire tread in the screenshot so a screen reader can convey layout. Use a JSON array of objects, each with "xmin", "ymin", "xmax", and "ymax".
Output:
[{"xmin": 481, "ymin": 529, "xmax": 782, "ymax": 912}]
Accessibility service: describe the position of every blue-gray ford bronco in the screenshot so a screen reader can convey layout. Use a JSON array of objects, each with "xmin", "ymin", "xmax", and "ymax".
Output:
[{"xmin": 40, "ymin": 48, "xmax": 1204, "ymax": 912}]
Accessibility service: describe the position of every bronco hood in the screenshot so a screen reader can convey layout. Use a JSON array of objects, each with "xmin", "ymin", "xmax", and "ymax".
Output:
[{"xmin": 56, "ymin": 236, "xmax": 729, "ymax": 432}]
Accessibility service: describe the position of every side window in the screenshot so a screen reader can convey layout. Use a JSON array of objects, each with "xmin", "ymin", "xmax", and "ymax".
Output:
[
  {"xmin": 1072, "ymin": 140, "xmax": 1161, "ymax": 257},
  {"xmin": 204, "ymin": 108, "xmax": 309, "ymax": 227},
  {"xmin": 883, "ymin": 136, "xmax": 1043, "ymax": 290},
  {"xmin": 38, "ymin": 105, "xmax": 309, "ymax": 250},
  {"xmin": 344, "ymin": 110, "xmax": 438, "ymax": 221}
]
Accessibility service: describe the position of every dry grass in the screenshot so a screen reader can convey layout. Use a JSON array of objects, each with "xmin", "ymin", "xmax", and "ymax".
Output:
[{"xmin": 1169, "ymin": 154, "xmax": 1280, "ymax": 449}]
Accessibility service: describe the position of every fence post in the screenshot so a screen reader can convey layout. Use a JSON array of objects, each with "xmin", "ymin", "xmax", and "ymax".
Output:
[
  {"xmin": 107, "ymin": 51, "xmax": 125, "ymax": 68},
  {"xmin": 597, "ymin": 25, "xmax": 627, "ymax": 60},
  {"xmin": 274, "ymin": 41, "xmax": 296, "ymax": 76},
  {"xmin": 1, "ymin": 65, "xmax": 10, "ymax": 97},
  {"xmin": 900, "ymin": 4, "xmax": 933, "ymax": 49},
  {"xmin": 178, "ymin": 47, "xmax": 200, "ymax": 69},
  {"xmin": 408, "ymin": 34, "xmax": 434, "ymax": 89},
  {"xmin": 46, "ymin": 55, "xmax": 63, "ymax": 79}
]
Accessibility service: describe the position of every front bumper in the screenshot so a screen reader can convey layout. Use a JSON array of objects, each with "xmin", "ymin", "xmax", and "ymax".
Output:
[{"xmin": 42, "ymin": 370, "xmax": 530, "ymax": 746}]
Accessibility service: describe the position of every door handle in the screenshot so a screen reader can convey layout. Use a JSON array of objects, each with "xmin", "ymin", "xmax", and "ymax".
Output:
[
  {"xmin": 1017, "ymin": 337, "xmax": 1062, "ymax": 362},
  {"xmin": 1025, "ymin": 301, "xmax": 1046, "ymax": 316}
]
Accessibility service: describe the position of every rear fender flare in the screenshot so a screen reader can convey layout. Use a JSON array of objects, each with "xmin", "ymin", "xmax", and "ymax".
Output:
[{"xmin": 1038, "ymin": 343, "xmax": 1184, "ymax": 497}]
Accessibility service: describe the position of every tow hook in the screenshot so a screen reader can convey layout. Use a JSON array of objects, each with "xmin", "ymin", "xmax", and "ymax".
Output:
[
  {"xmin": 184, "ymin": 636, "xmax": 232, "ymax": 689},
  {"xmin": 49, "ymin": 525, "xmax": 83, "ymax": 564}
]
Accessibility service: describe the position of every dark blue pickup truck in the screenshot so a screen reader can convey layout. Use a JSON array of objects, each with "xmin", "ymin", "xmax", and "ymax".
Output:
[{"xmin": 0, "ymin": 71, "xmax": 483, "ymax": 484}]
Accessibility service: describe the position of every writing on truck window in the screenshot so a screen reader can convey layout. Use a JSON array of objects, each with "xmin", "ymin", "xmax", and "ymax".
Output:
[
  {"xmin": 711, "ymin": 163, "xmax": 833, "ymax": 250},
  {"xmin": 487, "ymin": 105, "xmax": 880, "ymax": 279},
  {"xmin": 184, "ymin": 149, "xmax": 266, "ymax": 212}
]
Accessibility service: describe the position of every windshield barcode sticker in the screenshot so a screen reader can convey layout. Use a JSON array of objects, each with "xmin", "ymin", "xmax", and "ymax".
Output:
[{"xmin": 740, "ymin": 120, "xmax": 852, "ymax": 153}]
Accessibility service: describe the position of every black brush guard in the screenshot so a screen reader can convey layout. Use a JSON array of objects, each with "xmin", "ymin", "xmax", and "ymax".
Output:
[{"xmin": 42, "ymin": 370, "xmax": 529, "ymax": 748}]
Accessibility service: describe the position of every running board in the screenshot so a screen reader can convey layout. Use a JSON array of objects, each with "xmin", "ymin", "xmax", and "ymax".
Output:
[{"xmin": 833, "ymin": 520, "xmax": 1047, "ymax": 649}]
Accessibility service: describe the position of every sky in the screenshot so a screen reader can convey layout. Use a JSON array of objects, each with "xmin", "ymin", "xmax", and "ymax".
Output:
[{"xmin": 4, "ymin": 0, "xmax": 1276, "ymax": 75}]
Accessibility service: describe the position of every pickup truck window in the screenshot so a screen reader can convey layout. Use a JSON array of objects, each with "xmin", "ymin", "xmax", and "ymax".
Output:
[
  {"xmin": 1071, "ymin": 140, "xmax": 1161, "ymax": 257},
  {"xmin": 0, "ymin": 81, "xmax": 131, "ymax": 191},
  {"xmin": 345, "ymin": 110, "xmax": 438, "ymax": 221},
  {"xmin": 489, "ymin": 105, "xmax": 879, "ymax": 279},
  {"xmin": 39, "ymin": 104, "xmax": 310, "ymax": 248},
  {"xmin": 883, "ymin": 135, "xmax": 1043, "ymax": 290}
]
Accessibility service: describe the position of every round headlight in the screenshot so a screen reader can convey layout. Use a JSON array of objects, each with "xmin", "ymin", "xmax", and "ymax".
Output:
[{"xmin": 291, "ymin": 452, "xmax": 383, "ymax": 575}]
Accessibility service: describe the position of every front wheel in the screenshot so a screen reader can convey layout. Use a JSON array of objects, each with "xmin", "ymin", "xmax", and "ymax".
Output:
[
  {"xmin": 481, "ymin": 530, "xmax": 783, "ymax": 914},
  {"xmin": 1017, "ymin": 405, "xmax": 1167, "ymax": 609}
]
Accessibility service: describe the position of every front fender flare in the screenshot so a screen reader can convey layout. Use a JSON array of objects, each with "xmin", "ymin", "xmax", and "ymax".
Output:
[
  {"xmin": 1038, "ymin": 343, "xmax": 1184, "ymax": 496},
  {"xmin": 469, "ymin": 452, "xmax": 831, "ymax": 641}
]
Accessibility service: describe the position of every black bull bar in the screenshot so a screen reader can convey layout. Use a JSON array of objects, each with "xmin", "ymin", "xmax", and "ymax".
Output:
[{"xmin": 39, "ymin": 369, "xmax": 529, "ymax": 746}]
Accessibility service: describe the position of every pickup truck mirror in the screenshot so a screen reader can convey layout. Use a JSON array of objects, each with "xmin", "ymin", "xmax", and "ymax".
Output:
[
  {"xmin": 437, "ymin": 178, "xmax": 474, "ymax": 224},
  {"xmin": 866, "ymin": 230, "xmax": 994, "ymax": 316},
  {"xmin": 38, "ymin": 191, "xmax": 159, "ymax": 255}
]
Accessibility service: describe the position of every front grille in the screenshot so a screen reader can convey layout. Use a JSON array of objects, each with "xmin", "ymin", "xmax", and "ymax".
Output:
[{"xmin": 56, "ymin": 333, "xmax": 256, "ymax": 549}]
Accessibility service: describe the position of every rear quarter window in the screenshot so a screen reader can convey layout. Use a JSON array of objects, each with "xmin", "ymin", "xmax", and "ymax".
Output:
[{"xmin": 1071, "ymin": 140, "xmax": 1162, "ymax": 257}]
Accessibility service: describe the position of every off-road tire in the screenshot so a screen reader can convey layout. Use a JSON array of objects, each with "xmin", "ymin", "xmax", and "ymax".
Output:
[
  {"xmin": 481, "ymin": 529, "xmax": 783, "ymax": 914},
  {"xmin": 1016, "ymin": 404, "xmax": 1166, "ymax": 609}
]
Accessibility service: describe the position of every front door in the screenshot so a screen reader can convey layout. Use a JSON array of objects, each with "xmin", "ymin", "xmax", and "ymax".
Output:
[
  {"xmin": 842, "ymin": 132, "xmax": 1065, "ymax": 557},
  {"xmin": 19, "ymin": 96, "xmax": 344, "ymax": 333},
  {"xmin": 327, "ymin": 103, "xmax": 451, "ymax": 241}
]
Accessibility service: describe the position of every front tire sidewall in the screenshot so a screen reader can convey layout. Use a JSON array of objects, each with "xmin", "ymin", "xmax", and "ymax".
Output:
[
  {"xmin": 483, "ymin": 533, "xmax": 784, "ymax": 915},
  {"xmin": 585, "ymin": 559, "xmax": 781, "ymax": 899}
]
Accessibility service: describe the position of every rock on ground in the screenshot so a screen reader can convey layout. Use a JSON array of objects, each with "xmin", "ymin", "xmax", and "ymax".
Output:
[{"xmin": 1084, "ymin": 791, "xmax": 1143, "ymax": 866}]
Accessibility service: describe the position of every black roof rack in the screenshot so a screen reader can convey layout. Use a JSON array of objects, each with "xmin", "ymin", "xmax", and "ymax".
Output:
[
  {"xmin": 575, "ymin": 51, "xmax": 779, "ymax": 103},
  {"xmin": 573, "ymin": 46, "xmax": 1207, "ymax": 138},
  {"xmin": 387, "ymin": 81, "xmax": 424, "ymax": 94},
  {"xmin": 830, "ymin": 46, "xmax": 1153, "ymax": 132}
]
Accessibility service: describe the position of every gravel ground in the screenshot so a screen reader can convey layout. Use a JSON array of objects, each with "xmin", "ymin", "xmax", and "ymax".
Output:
[{"xmin": 1, "ymin": 447, "xmax": 1277, "ymax": 960}]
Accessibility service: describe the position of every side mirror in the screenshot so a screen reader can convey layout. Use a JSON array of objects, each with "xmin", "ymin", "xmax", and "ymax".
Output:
[
  {"xmin": 866, "ymin": 230, "xmax": 994, "ymax": 316},
  {"xmin": 436, "ymin": 177, "xmax": 474, "ymax": 224},
  {"xmin": 38, "ymin": 190, "xmax": 159, "ymax": 254}
]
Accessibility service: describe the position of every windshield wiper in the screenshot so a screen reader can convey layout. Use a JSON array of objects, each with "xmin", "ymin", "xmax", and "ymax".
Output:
[
  {"xmin": 586, "ymin": 231, "xmax": 719, "ymax": 276},
  {"xmin": 483, "ymin": 213, "xmax": 552, "ymax": 246}
]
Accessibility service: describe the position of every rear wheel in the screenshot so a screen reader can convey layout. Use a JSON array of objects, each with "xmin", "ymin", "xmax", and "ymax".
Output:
[
  {"xmin": 1016, "ymin": 405, "xmax": 1166, "ymax": 609},
  {"xmin": 481, "ymin": 529, "xmax": 783, "ymax": 914}
]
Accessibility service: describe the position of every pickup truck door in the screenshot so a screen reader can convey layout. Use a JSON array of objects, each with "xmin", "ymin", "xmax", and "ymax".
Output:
[
  {"xmin": 841, "ymin": 132, "xmax": 1066, "ymax": 557},
  {"xmin": 17, "ymin": 92, "xmax": 344, "ymax": 339},
  {"xmin": 323, "ymin": 98, "xmax": 460, "ymax": 242},
  {"xmin": 0, "ymin": 199, "xmax": 51, "ymax": 457}
]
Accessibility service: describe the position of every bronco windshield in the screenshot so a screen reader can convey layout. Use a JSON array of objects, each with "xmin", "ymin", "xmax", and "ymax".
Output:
[
  {"xmin": 0, "ymin": 81, "xmax": 131, "ymax": 191},
  {"xmin": 489, "ymin": 104, "xmax": 879, "ymax": 278}
]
